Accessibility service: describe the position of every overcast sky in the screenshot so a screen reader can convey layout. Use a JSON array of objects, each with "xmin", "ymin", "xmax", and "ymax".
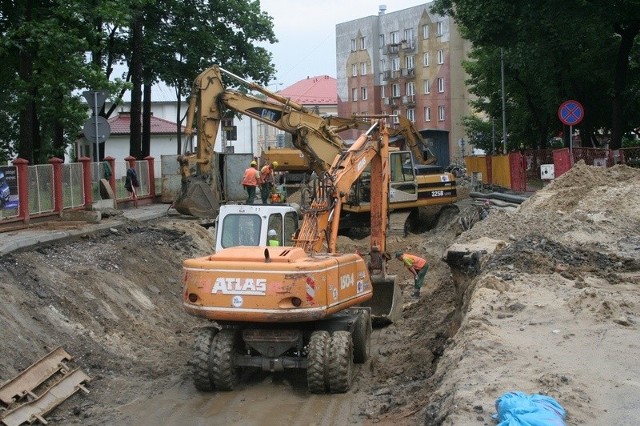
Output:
[{"xmin": 257, "ymin": 1, "xmax": 428, "ymax": 89}]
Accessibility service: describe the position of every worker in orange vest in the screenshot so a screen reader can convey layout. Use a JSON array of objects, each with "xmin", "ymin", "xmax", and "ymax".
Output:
[
  {"xmin": 242, "ymin": 160, "xmax": 261, "ymax": 204},
  {"xmin": 260, "ymin": 161, "xmax": 278, "ymax": 204},
  {"xmin": 395, "ymin": 251, "xmax": 429, "ymax": 298}
]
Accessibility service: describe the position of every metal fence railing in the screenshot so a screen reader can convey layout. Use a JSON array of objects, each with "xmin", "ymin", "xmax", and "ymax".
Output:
[
  {"xmin": 63, "ymin": 163, "xmax": 84, "ymax": 209},
  {"xmin": 28, "ymin": 164, "xmax": 55, "ymax": 215},
  {"xmin": 1, "ymin": 156, "xmax": 159, "ymax": 227}
]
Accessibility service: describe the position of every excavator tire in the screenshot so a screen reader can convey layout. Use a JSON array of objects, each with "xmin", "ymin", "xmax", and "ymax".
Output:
[
  {"xmin": 211, "ymin": 329, "xmax": 240, "ymax": 391},
  {"xmin": 307, "ymin": 330, "xmax": 330, "ymax": 394},
  {"xmin": 192, "ymin": 327, "xmax": 218, "ymax": 391},
  {"xmin": 352, "ymin": 309, "xmax": 371, "ymax": 364},
  {"xmin": 328, "ymin": 331, "xmax": 353, "ymax": 393}
]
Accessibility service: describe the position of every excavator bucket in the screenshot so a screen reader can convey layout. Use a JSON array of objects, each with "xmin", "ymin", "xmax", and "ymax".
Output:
[
  {"xmin": 361, "ymin": 274, "xmax": 403, "ymax": 326},
  {"xmin": 173, "ymin": 179, "xmax": 220, "ymax": 218}
]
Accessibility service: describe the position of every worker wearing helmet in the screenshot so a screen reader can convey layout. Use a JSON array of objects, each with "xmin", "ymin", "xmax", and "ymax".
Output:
[
  {"xmin": 267, "ymin": 229, "xmax": 280, "ymax": 246},
  {"xmin": 242, "ymin": 160, "xmax": 261, "ymax": 204},
  {"xmin": 260, "ymin": 161, "xmax": 278, "ymax": 204},
  {"xmin": 395, "ymin": 251, "xmax": 428, "ymax": 298}
]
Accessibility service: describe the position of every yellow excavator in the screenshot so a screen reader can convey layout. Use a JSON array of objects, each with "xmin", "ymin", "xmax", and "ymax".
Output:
[
  {"xmin": 182, "ymin": 119, "xmax": 401, "ymax": 393},
  {"xmin": 174, "ymin": 65, "xmax": 457, "ymax": 219}
]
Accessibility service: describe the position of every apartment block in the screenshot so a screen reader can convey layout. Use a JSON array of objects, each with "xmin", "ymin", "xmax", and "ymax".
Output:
[{"xmin": 336, "ymin": 3, "xmax": 471, "ymax": 163}]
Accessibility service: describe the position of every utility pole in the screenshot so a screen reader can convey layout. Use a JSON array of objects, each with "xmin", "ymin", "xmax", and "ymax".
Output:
[{"xmin": 501, "ymin": 48, "xmax": 507, "ymax": 153}]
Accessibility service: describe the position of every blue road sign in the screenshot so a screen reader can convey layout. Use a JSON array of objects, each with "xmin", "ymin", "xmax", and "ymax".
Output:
[{"xmin": 558, "ymin": 100, "xmax": 584, "ymax": 126}]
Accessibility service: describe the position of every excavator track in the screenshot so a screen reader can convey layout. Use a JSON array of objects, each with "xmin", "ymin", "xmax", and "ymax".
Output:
[{"xmin": 0, "ymin": 347, "xmax": 90, "ymax": 426}]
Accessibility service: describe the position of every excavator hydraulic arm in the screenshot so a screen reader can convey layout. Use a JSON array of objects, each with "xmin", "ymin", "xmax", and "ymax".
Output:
[{"xmin": 173, "ymin": 65, "xmax": 357, "ymax": 217}]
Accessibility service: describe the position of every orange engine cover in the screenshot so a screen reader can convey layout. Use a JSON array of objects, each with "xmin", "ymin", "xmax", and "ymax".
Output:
[{"xmin": 181, "ymin": 246, "xmax": 373, "ymax": 323}]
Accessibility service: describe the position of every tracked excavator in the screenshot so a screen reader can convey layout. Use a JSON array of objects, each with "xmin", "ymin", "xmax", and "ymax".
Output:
[
  {"xmin": 262, "ymin": 115, "xmax": 439, "ymax": 172},
  {"xmin": 181, "ymin": 119, "xmax": 402, "ymax": 393},
  {"xmin": 173, "ymin": 65, "xmax": 456, "ymax": 219}
]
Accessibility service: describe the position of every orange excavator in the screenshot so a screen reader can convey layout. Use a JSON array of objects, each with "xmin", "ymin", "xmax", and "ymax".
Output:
[{"xmin": 181, "ymin": 119, "xmax": 401, "ymax": 393}]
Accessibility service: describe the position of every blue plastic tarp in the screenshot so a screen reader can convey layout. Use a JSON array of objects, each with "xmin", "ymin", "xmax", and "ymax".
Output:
[{"xmin": 493, "ymin": 391, "xmax": 566, "ymax": 426}]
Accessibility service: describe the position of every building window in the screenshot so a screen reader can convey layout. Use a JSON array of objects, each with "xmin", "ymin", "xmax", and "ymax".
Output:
[
  {"xmin": 393, "ymin": 109, "xmax": 400, "ymax": 124},
  {"xmin": 361, "ymin": 87, "xmax": 368, "ymax": 100},
  {"xmin": 359, "ymin": 36, "xmax": 366, "ymax": 50},
  {"xmin": 406, "ymin": 55, "xmax": 415, "ymax": 70},
  {"xmin": 391, "ymin": 83, "xmax": 400, "ymax": 97},
  {"xmin": 423, "ymin": 79, "xmax": 430, "ymax": 94},
  {"xmin": 351, "ymin": 39, "xmax": 356, "ymax": 51},
  {"xmin": 390, "ymin": 31, "xmax": 399, "ymax": 44},
  {"xmin": 407, "ymin": 108, "xmax": 415, "ymax": 123},
  {"xmin": 437, "ymin": 21, "xmax": 443, "ymax": 36},
  {"xmin": 403, "ymin": 28, "xmax": 414, "ymax": 42},
  {"xmin": 360, "ymin": 62, "xmax": 367, "ymax": 75},
  {"xmin": 424, "ymin": 107, "xmax": 431, "ymax": 122},
  {"xmin": 437, "ymin": 77, "xmax": 445, "ymax": 93},
  {"xmin": 381, "ymin": 85, "xmax": 386, "ymax": 98},
  {"xmin": 391, "ymin": 57, "xmax": 400, "ymax": 71},
  {"xmin": 438, "ymin": 105, "xmax": 445, "ymax": 121},
  {"xmin": 351, "ymin": 88, "xmax": 358, "ymax": 101},
  {"xmin": 423, "ymin": 52, "xmax": 430, "ymax": 66},
  {"xmin": 406, "ymin": 82, "xmax": 415, "ymax": 96},
  {"xmin": 422, "ymin": 24, "xmax": 429, "ymax": 39},
  {"xmin": 352, "ymin": 64, "xmax": 357, "ymax": 77},
  {"xmin": 379, "ymin": 34, "xmax": 385, "ymax": 46},
  {"xmin": 437, "ymin": 49, "xmax": 444, "ymax": 64}
]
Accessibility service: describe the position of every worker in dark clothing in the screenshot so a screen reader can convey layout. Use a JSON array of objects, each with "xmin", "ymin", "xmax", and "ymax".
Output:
[{"xmin": 396, "ymin": 251, "xmax": 428, "ymax": 298}]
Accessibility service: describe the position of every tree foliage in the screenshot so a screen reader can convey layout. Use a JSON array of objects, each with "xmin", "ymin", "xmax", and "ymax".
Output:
[
  {"xmin": 431, "ymin": 0, "xmax": 640, "ymax": 151},
  {"xmin": 0, "ymin": 0, "xmax": 276, "ymax": 164}
]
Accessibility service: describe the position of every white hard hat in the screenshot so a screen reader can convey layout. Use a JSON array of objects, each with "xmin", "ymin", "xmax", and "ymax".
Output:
[{"xmin": 268, "ymin": 229, "xmax": 277, "ymax": 237}]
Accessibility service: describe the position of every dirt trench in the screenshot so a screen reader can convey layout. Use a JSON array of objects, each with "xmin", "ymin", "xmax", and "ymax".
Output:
[{"xmin": 0, "ymin": 193, "xmax": 481, "ymax": 425}]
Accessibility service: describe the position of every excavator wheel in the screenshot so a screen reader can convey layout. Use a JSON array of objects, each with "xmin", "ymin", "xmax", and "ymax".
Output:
[
  {"xmin": 211, "ymin": 328, "xmax": 241, "ymax": 391},
  {"xmin": 307, "ymin": 330, "xmax": 330, "ymax": 394},
  {"xmin": 192, "ymin": 327, "xmax": 218, "ymax": 391},
  {"xmin": 328, "ymin": 331, "xmax": 353, "ymax": 393},
  {"xmin": 352, "ymin": 309, "xmax": 372, "ymax": 364}
]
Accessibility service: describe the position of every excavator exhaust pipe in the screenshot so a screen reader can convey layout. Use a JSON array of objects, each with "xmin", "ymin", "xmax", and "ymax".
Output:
[
  {"xmin": 173, "ymin": 179, "xmax": 220, "ymax": 218},
  {"xmin": 361, "ymin": 274, "xmax": 403, "ymax": 326}
]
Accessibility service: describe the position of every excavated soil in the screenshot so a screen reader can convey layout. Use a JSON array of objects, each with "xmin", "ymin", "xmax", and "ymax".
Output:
[{"xmin": 0, "ymin": 162, "xmax": 639, "ymax": 425}]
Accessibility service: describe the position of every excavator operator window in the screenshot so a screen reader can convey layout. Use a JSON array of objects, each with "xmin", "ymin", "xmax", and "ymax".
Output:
[
  {"xmin": 220, "ymin": 214, "xmax": 261, "ymax": 248},
  {"xmin": 284, "ymin": 212, "xmax": 298, "ymax": 246},
  {"xmin": 392, "ymin": 152, "xmax": 415, "ymax": 182},
  {"xmin": 267, "ymin": 213, "xmax": 283, "ymax": 246}
]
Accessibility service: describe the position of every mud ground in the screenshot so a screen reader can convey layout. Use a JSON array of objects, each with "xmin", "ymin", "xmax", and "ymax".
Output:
[{"xmin": 1, "ymin": 162, "xmax": 639, "ymax": 425}]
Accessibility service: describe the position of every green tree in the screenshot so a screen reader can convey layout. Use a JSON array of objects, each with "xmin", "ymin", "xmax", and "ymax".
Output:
[
  {"xmin": 154, "ymin": 0, "xmax": 277, "ymax": 154},
  {"xmin": 432, "ymin": 0, "xmax": 640, "ymax": 151},
  {"xmin": 0, "ymin": 0, "xmax": 277, "ymax": 163}
]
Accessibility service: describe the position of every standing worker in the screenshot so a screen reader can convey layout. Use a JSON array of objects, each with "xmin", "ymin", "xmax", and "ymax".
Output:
[
  {"xmin": 395, "ymin": 251, "xmax": 428, "ymax": 298},
  {"xmin": 260, "ymin": 161, "xmax": 278, "ymax": 204},
  {"xmin": 242, "ymin": 160, "xmax": 261, "ymax": 204},
  {"xmin": 125, "ymin": 167, "xmax": 140, "ymax": 208}
]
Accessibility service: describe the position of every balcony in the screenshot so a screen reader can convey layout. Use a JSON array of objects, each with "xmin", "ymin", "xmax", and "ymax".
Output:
[
  {"xmin": 384, "ymin": 97, "xmax": 400, "ymax": 108},
  {"xmin": 401, "ymin": 68, "xmax": 416, "ymax": 78},
  {"xmin": 402, "ymin": 95, "xmax": 416, "ymax": 105},
  {"xmin": 401, "ymin": 38, "xmax": 416, "ymax": 52},
  {"xmin": 386, "ymin": 44, "xmax": 400, "ymax": 54}
]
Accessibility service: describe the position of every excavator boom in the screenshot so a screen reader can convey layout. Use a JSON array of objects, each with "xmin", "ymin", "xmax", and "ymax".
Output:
[{"xmin": 174, "ymin": 65, "xmax": 349, "ymax": 217}]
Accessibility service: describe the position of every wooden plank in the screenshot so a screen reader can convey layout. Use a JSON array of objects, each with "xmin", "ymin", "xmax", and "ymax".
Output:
[
  {"xmin": 0, "ymin": 347, "xmax": 71, "ymax": 406},
  {"xmin": 0, "ymin": 369, "xmax": 90, "ymax": 426}
]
